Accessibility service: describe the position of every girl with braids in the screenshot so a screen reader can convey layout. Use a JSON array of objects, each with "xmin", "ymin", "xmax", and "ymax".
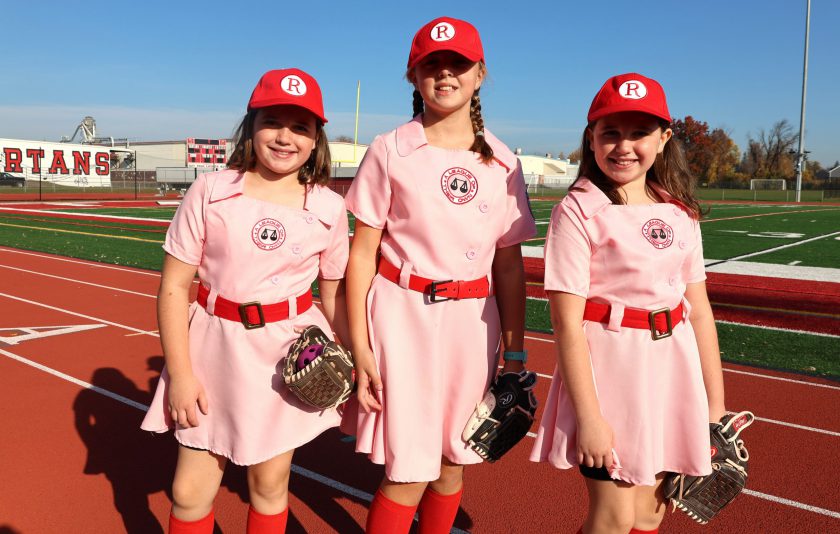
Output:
[
  {"xmin": 342, "ymin": 16, "xmax": 536, "ymax": 534},
  {"xmin": 530, "ymin": 73, "xmax": 726, "ymax": 534},
  {"xmin": 142, "ymin": 68, "xmax": 350, "ymax": 534}
]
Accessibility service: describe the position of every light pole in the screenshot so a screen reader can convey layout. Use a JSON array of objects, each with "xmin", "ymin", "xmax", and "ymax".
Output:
[{"xmin": 794, "ymin": 0, "xmax": 811, "ymax": 202}]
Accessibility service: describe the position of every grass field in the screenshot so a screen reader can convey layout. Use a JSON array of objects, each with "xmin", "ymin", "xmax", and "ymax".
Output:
[{"xmin": 0, "ymin": 199, "xmax": 837, "ymax": 379}]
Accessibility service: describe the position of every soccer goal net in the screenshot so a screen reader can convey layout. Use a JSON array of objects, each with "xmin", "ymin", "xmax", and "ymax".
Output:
[{"xmin": 750, "ymin": 179, "xmax": 787, "ymax": 190}]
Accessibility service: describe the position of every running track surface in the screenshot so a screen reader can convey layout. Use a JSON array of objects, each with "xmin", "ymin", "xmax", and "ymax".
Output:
[{"xmin": 0, "ymin": 247, "xmax": 838, "ymax": 533}]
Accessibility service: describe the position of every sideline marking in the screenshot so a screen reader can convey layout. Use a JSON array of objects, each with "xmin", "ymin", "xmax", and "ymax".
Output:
[
  {"xmin": 0, "ymin": 221, "xmax": 164, "ymax": 244},
  {"xmin": 0, "ymin": 347, "xmax": 470, "ymax": 533},
  {"xmin": 0, "ymin": 206, "xmax": 170, "ymax": 223},
  {"xmin": 705, "ymin": 231, "xmax": 840, "ymax": 267},
  {"xmin": 0, "ymin": 292, "xmax": 159, "ymax": 338},
  {"xmin": 702, "ymin": 207, "xmax": 840, "ymax": 224}
]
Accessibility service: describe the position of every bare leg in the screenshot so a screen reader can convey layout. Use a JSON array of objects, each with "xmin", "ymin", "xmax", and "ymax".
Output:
[{"xmin": 171, "ymin": 445, "xmax": 226, "ymax": 521}]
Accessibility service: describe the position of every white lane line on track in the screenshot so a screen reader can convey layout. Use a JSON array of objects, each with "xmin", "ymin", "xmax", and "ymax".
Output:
[
  {"xmin": 0, "ymin": 292, "xmax": 159, "ymax": 337},
  {"xmin": 722, "ymin": 368, "xmax": 840, "ymax": 391},
  {"xmin": 742, "ymin": 489, "xmax": 840, "ymax": 520},
  {"xmin": 0, "ymin": 247, "xmax": 161, "ymax": 277},
  {"xmin": 524, "ymin": 335, "xmax": 840, "ymax": 389},
  {"xmin": 0, "ymin": 347, "xmax": 149, "ymax": 411},
  {"xmin": 0, "ymin": 348, "xmax": 834, "ymax": 524},
  {"xmin": 715, "ymin": 320, "xmax": 840, "ymax": 340},
  {"xmin": 0, "ymin": 264, "xmax": 156, "ymax": 298},
  {"xmin": 0, "ymin": 346, "xmax": 470, "ymax": 533}
]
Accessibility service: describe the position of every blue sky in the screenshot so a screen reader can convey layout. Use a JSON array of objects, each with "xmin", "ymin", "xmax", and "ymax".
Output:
[{"xmin": 1, "ymin": 1, "xmax": 837, "ymax": 167}]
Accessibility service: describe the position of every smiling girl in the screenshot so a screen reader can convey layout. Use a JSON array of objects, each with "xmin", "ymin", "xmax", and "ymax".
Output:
[
  {"xmin": 141, "ymin": 68, "xmax": 349, "ymax": 534},
  {"xmin": 530, "ymin": 73, "xmax": 726, "ymax": 534},
  {"xmin": 341, "ymin": 16, "xmax": 536, "ymax": 534}
]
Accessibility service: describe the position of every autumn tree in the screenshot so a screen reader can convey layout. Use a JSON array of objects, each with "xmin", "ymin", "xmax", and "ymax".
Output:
[{"xmin": 671, "ymin": 116, "xmax": 739, "ymax": 183}]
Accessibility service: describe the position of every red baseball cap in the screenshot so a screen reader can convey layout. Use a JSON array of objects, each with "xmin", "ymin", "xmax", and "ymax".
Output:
[
  {"xmin": 587, "ymin": 73, "xmax": 671, "ymax": 124},
  {"xmin": 407, "ymin": 17, "xmax": 484, "ymax": 69},
  {"xmin": 247, "ymin": 68, "xmax": 328, "ymax": 124}
]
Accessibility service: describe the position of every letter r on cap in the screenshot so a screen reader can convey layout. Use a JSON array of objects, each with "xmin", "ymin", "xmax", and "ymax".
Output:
[
  {"xmin": 431, "ymin": 22, "xmax": 455, "ymax": 41},
  {"xmin": 280, "ymin": 75, "xmax": 307, "ymax": 96},
  {"xmin": 284, "ymin": 78, "xmax": 301, "ymax": 94}
]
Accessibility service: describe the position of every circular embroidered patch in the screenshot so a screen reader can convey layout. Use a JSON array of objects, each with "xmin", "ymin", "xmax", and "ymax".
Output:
[
  {"xmin": 252, "ymin": 218, "xmax": 286, "ymax": 250},
  {"xmin": 642, "ymin": 219, "xmax": 674, "ymax": 249},
  {"xmin": 440, "ymin": 167, "xmax": 478, "ymax": 205}
]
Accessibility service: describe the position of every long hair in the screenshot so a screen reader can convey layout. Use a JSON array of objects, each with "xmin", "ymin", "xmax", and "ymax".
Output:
[
  {"xmin": 571, "ymin": 121, "xmax": 704, "ymax": 218},
  {"xmin": 408, "ymin": 61, "xmax": 494, "ymax": 165},
  {"xmin": 227, "ymin": 109, "xmax": 332, "ymax": 186}
]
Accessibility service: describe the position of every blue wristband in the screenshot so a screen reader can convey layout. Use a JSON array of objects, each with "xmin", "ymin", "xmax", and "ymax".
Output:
[{"xmin": 503, "ymin": 350, "xmax": 527, "ymax": 363}]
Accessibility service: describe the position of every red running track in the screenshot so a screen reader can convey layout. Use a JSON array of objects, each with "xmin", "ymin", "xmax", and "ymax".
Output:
[{"xmin": 0, "ymin": 246, "xmax": 838, "ymax": 533}]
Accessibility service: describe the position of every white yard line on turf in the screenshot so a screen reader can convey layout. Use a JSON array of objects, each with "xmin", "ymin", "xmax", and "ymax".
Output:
[
  {"xmin": 0, "ymin": 346, "xmax": 834, "ymax": 524},
  {"xmin": 0, "ymin": 346, "xmax": 470, "ymax": 533},
  {"xmin": 0, "ymin": 206, "xmax": 170, "ymax": 223},
  {"xmin": 705, "ymin": 231, "xmax": 840, "ymax": 267}
]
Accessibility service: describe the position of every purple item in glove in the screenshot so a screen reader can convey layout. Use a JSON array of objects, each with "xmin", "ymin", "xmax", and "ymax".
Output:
[{"xmin": 297, "ymin": 344, "xmax": 324, "ymax": 371}]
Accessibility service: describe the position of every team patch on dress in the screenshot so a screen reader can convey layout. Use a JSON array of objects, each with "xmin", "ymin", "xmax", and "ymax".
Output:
[
  {"xmin": 441, "ymin": 167, "xmax": 478, "ymax": 205},
  {"xmin": 252, "ymin": 218, "xmax": 286, "ymax": 250},
  {"xmin": 641, "ymin": 219, "xmax": 673, "ymax": 249}
]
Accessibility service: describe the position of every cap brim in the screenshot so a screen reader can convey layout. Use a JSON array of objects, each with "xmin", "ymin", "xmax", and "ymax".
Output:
[
  {"xmin": 408, "ymin": 46, "xmax": 484, "ymax": 69},
  {"xmin": 247, "ymin": 99, "xmax": 328, "ymax": 124},
  {"xmin": 588, "ymin": 104, "xmax": 670, "ymax": 124}
]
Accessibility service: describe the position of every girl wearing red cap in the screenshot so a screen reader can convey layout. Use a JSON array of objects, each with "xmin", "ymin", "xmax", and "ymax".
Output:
[
  {"xmin": 141, "ymin": 68, "xmax": 350, "ymax": 534},
  {"xmin": 342, "ymin": 16, "xmax": 536, "ymax": 534},
  {"xmin": 530, "ymin": 73, "xmax": 726, "ymax": 534}
]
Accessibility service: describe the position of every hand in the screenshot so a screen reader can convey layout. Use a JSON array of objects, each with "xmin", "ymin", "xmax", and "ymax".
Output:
[
  {"xmin": 353, "ymin": 347, "xmax": 382, "ymax": 413},
  {"xmin": 577, "ymin": 415, "xmax": 614, "ymax": 469},
  {"xmin": 167, "ymin": 373, "xmax": 209, "ymax": 428}
]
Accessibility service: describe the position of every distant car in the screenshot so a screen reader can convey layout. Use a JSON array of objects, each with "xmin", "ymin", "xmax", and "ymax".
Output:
[{"xmin": 0, "ymin": 172, "xmax": 24, "ymax": 187}]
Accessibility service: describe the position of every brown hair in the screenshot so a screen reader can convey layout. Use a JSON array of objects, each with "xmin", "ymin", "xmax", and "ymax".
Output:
[
  {"xmin": 227, "ymin": 109, "xmax": 332, "ymax": 186},
  {"xmin": 571, "ymin": 120, "xmax": 704, "ymax": 218},
  {"xmin": 408, "ymin": 61, "xmax": 494, "ymax": 165}
]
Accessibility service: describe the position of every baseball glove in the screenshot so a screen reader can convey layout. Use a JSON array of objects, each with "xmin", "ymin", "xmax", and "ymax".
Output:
[
  {"xmin": 282, "ymin": 325, "xmax": 355, "ymax": 410},
  {"xmin": 663, "ymin": 410, "xmax": 755, "ymax": 524},
  {"xmin": 462, "ymin": 370, "xmax": 538, "ymax": 463}
]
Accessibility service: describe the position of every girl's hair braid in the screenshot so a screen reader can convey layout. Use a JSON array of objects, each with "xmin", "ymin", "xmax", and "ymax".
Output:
[
  {"xmin": 412, "ymin": 89, "xmax": 424, "ymax": 117},
  {"xmin": 469, "ymin": 90, "xmax": 494, "ymax": 164}
]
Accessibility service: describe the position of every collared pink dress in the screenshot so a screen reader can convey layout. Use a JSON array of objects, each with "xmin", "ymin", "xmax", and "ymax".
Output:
[
  {"xmin": 141, "ymin": 170, "xmax": 349, "ymax": 466},
  {"xmin": 342, "ymin": 117, "xmax": 537, "ymax": 482},
  {"xmin": 529, "ymin": 178, "xmax": 713, "ymax": 486}
]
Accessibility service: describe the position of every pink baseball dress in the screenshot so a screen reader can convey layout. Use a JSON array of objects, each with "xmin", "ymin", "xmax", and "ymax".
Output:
[
  {"xmin": 342, "ymin": 117, "xmax": 537, "ymax": 482},
  {"xmin": 141, "ymin": 170, "xmax": 349, "ymax": 466},
  {"xmin": 530, "ymin": 178, "xmax": 713, "ymax": 486}
]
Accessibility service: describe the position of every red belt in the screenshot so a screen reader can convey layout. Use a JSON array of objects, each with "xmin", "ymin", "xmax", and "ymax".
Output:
[
  {"xmin": 197, "ymin": 284, "xmax": 313, "ymax": 329},
  {"xmin": 583, "ymin": 300, "xmax": 685, "ymax": 340},
  {"xmin": 378, "ymin": 257, "xmax": 491, "ymax": 302}
]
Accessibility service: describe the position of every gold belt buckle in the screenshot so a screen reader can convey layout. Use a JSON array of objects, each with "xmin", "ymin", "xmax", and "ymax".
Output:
[{"xmin": 649, "ymin": 307, "xmax": 673, "ymax": 340}]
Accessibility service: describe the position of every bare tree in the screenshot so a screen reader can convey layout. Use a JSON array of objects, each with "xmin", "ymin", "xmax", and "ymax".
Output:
[{"xmin": 745, "ymin": 119, "xmax": 798, "ymax": 178}]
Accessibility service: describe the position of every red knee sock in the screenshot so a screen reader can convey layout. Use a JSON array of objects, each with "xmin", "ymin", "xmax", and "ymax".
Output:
[
  {"xmin": 169, "ymin": 509, "xmax": 214, "ymax": 534},
  {"xmin": 417, "ymin": 486, "xmax": 463, "ymax": 534},
  {"xmin": 365, "ymin": 489, "xmax": 418, "ymax": 534},
  {"xmin": 629, "ymin": 529, "xmax": 658, "ymax": 534},
  {"xmin": 246, "ymin": 505, "xmax": 288, "ymax": 534}
]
